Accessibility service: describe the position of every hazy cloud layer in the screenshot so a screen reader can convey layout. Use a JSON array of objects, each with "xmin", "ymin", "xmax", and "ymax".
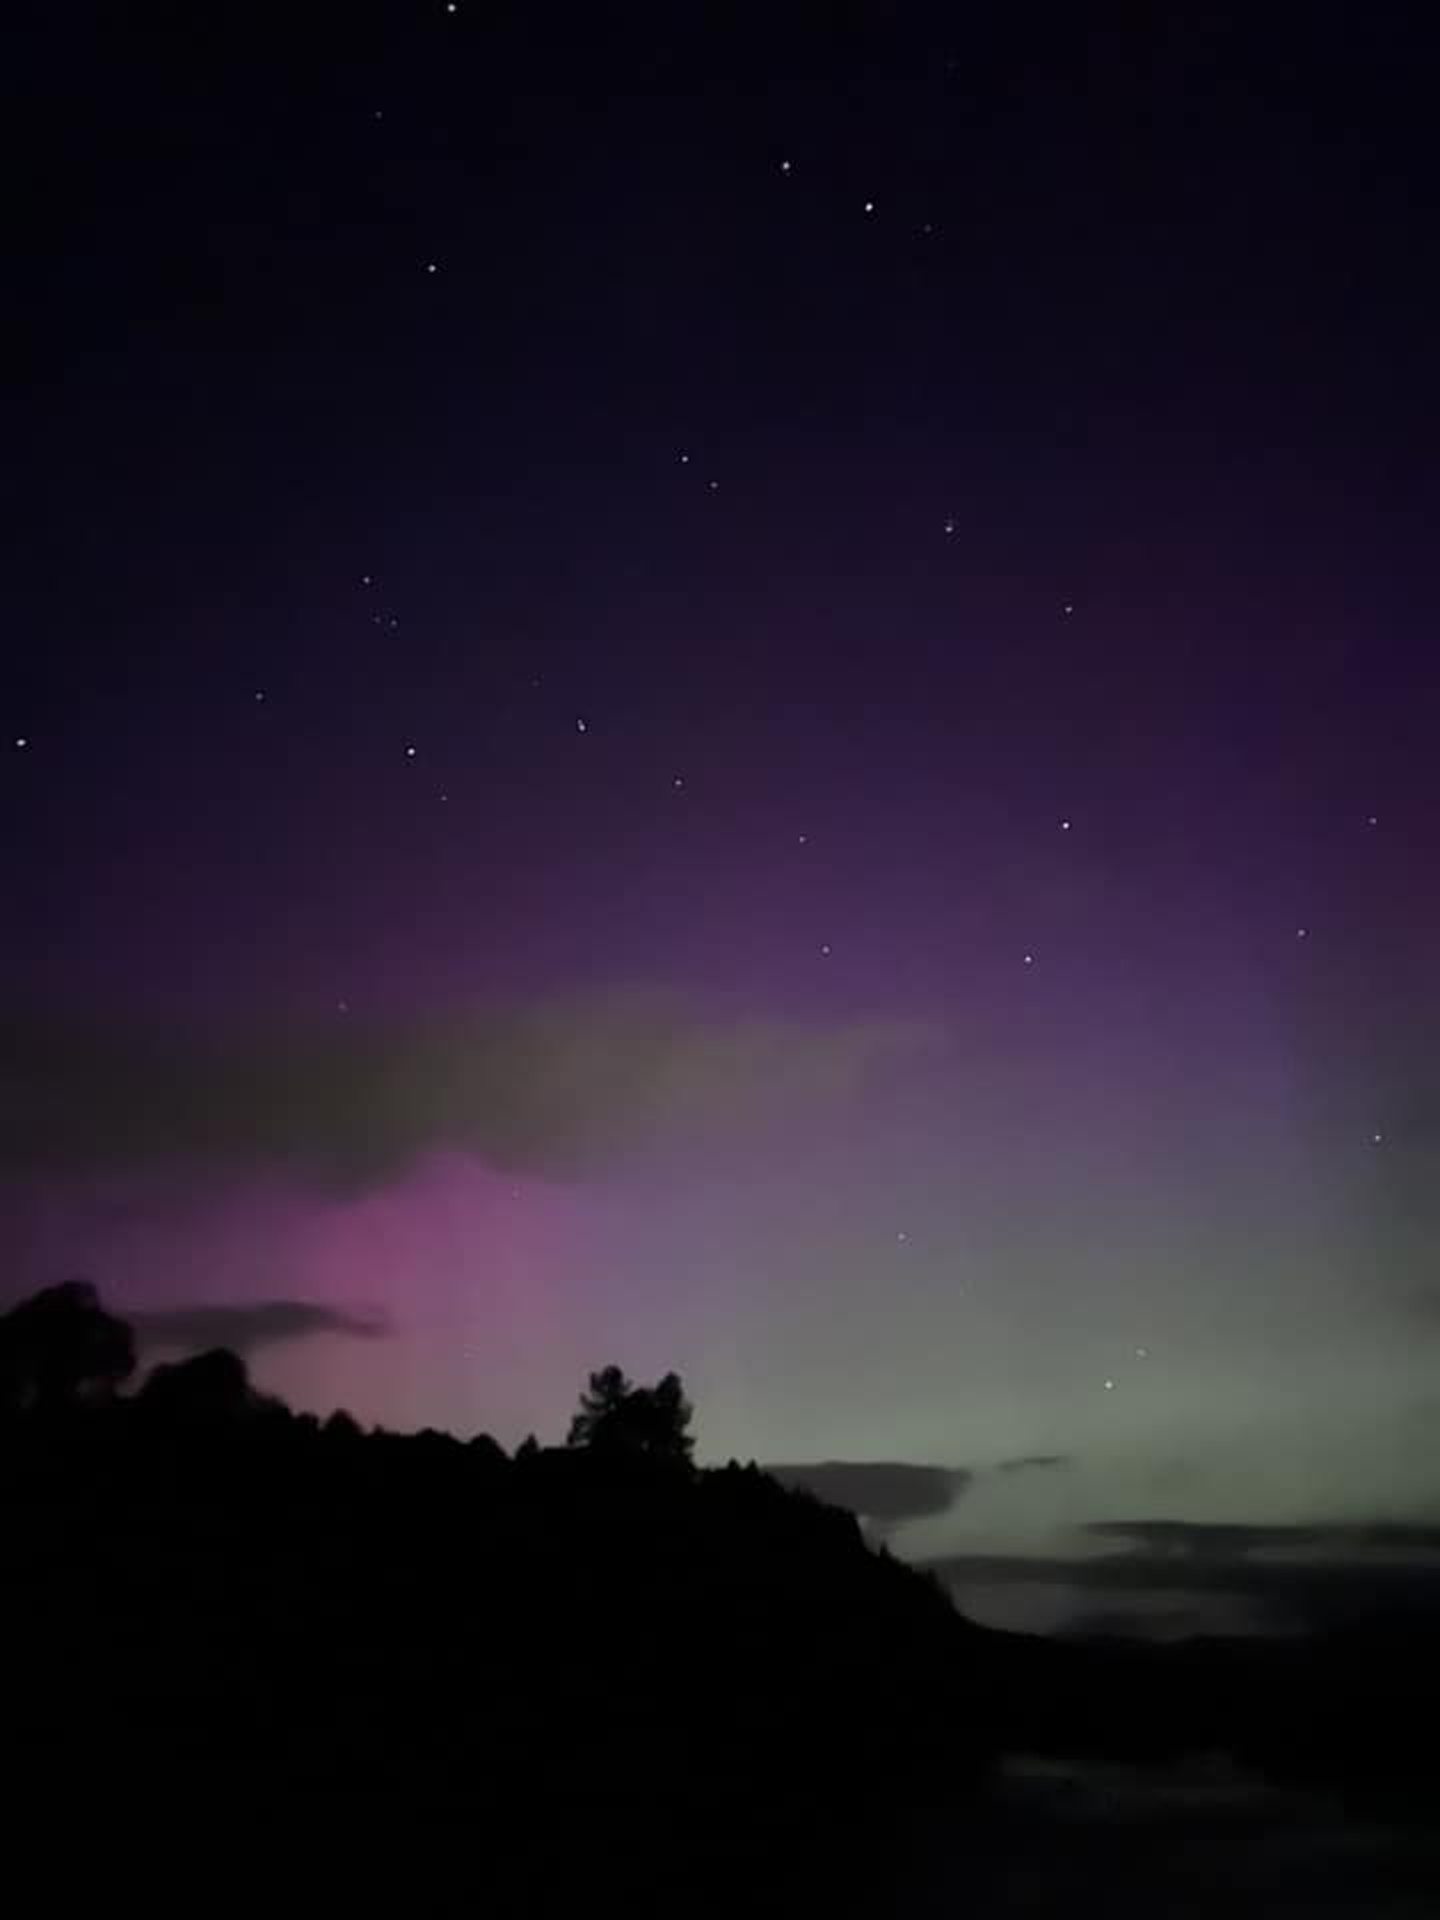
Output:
[
  {"xmin": 928, "ymin": 1515, "xmax": 1440, "ymax": 1632},
  {"xmin": 0, "ymin": 995, "xmax": 929, "ymax": 1189},
  {"xmin": 765, "ymin": 1461, "xmax": 970, "ymax": 1525},
  {"xmin": 133, "ymin": 1299, "xmax": 389, "ymax": 1357}
]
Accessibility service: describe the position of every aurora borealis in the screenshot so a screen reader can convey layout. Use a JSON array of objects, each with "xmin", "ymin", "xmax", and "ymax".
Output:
[{"xmin": 8, "ymin": 4, "xmax": 1440, "ymax": 1631}]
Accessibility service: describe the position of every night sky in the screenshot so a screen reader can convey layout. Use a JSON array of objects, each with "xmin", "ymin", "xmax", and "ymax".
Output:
[{"xmin": 8, "ymin": 4, "xmax": 1440, "ymax": 1631}]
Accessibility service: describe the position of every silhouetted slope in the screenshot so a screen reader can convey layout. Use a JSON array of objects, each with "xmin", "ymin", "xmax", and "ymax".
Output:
[{"xmin": 1, "ymin": 1402, "xmax": 992, "ymax": 1887}]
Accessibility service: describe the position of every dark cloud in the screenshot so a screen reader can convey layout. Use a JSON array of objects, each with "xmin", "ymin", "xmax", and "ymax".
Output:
[
  {"xmin": 995, "ymin": 1453, "xmax": 1072, "ymax": 1475},
  {"xmin": 133, "ymin": 1299, "xmax": 389, "ymax": 1357},
  {"xmin": 0, "ymin": 995, "xmax": 928, "ymax": 1190},
  {"xmin": 765, "ymin": 1461, "xmax": 970, "ymax": 1526},
  {"xmin": 1083, "ymin": 1518, "xmax": 1440, "ymax": 1559}
]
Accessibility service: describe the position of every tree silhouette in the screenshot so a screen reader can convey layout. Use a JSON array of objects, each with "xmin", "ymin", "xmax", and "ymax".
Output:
[
  {"xmin": 567, "ymin": 1364, "xmax": 694, "ymax": 1464},
  {"xmin": 647, "ymin": 1371, "xmax": 694, "ymax": 1464},
  {"xmin": 567, "ymin": 1363, "xmax": 633, "ymax": 1449},
  {"xmin": 137, "ymin": 1346, "xmax": 280, "ymax": 1422},
  {"xmin": 0, "ymin": 1278, "xmax": 136, "ymax": 1414}
]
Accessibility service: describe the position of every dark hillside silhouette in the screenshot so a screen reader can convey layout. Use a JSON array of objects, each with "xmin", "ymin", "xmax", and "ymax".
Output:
[{"xmin": 0, "ymin": 1284, "xmax": 989, "ymax": 1895}]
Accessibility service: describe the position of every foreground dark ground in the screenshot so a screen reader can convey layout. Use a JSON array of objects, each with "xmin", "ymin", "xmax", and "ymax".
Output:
[
  {"xmin": 8, "ymin": 1413, "xmax": 1440, "ymax": 1904},
  {"xmin": 5, "ymin": 1403, "xmax": 981, "ymax": 1896},
  {"xmin": 3, "ymin": 1286, "xmax": 1436, "ymax": 1904}
]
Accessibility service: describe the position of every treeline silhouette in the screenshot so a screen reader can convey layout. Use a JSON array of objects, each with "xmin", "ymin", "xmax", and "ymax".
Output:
[{"xmin": 0, "ymin": 1282, "xmax": 988, "ymax": 1890}]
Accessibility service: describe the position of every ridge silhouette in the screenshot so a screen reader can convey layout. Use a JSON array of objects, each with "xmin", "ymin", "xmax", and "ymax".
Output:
[{"xmin": 0, "ymin": 1282, "xmax": 983, "ymax": 1893}]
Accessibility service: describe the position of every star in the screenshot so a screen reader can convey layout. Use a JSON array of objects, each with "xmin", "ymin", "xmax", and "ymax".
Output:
[
  {"xmin": 575, "ymin": 717, "xmax": 588, "ymax": 733},
  {"xmin": 361, "ymin": 574, "xmax": 373, "ymax": 586},
  {"xmin": 1022, "ymin": 952, "xmax": 1035, "ymax": 966},
  {"xmin": 895, "ymin": 1230, "xmax": 909, "ymax": 1244},
  {"xmin": 1059, "ymin": 817, "xmax": 1072, "ymax": 831},
  {"xmin": 405, "ymin": 744, "xmax": 418, "ymax": 758},
  {"xmin": 1366, "ymin": 814, "xmax": 1378, "ymax": 827},
  {"xmin": 678, "ymin": 451, "xmax": 690, "ymax": 464},
  {"xmin": 337, "ymin": 1000, "xmax": 350, "ymax": 1014},
  {"xmin": 780, "ymin": 159, "xmax": 792, "ymax": 175},
  {"xmin": 1135, "ymin": 1347, "xmax": 1148, "ymax": 1359},
  {"xmin": 820, "ymin": 942, "xmax": 832, "ymax": 956},
  {"xmin": 1103, "ymin": 1378, "xmax": 1115, "ymax": 1391},
  {"xmin": 943, "ymin": 518, "xmax": 956, "ymax": 535},
  {"xmin": 13, "ymin": 736, "xmax": 29, "ymax": 749},
  {"xmin": 862, "ymin": 200, "xmax": 875, "ymax": 214},
  {"xmin": 1063, "ymin": 602, "xmax": 1074, "ymax": 615},
  {"xmin": 253, "ymin": 691, "xmax": 265, "ymax": 703},
  {"xmin": 1295, "ymin": 926, "xmax": 1310, "ymax": 941},
  {"xmin": 425, "ymin": 261, "xmax": 439, "ymax": 274},
  {"xmin": 1371, "ymin": 1131, "xmax": 1383, "ymax": 1144},
  {"xmin": 797, "ymin": 832, "xmax": 808, "ymax": 845},
  {"xmin": 707, "ymin": 479, "xmax": 719, "ymax": 491},
  {"xmin": 672, "ymin": 775, "xmax": 685, "ymax": 790},
  {"xmin": 439, "ymin": 791, "xmax": 450, "ymax": 803}
]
